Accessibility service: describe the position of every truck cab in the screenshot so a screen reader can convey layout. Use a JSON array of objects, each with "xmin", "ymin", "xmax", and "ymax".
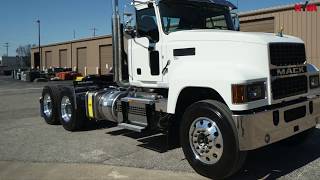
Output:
[
  {"xmin": 125, "ymin": 0, "xmax": 237, "ymax": 87},
  {"xmin": 40, "ymin": 0, "xmax": 320, "ymax": 179}
]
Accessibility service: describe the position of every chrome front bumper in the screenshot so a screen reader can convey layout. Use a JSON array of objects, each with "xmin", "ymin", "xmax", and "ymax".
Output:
[{"xmin": 233, "ymin": 96, "xmax": 320, "ymax": 151}]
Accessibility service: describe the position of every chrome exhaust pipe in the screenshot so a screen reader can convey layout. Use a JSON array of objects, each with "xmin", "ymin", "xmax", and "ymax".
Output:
[{"xmin": 112, "ymin": 0, "xmax": 127, "ymax": 86}]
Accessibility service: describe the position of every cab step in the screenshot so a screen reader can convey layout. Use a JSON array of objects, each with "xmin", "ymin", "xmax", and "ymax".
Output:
[{"xmin": 118, "ymin": 123, "xmax": 145, "ymax": 133}]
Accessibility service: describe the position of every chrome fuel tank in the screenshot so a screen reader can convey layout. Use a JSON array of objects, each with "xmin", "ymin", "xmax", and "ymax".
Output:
[{"xmin": 85, "ymin": 89, "xmax": 127, "ymax": 123}]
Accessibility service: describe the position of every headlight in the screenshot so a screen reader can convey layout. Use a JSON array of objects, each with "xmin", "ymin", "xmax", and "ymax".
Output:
[
  {"xmin": 232, "ymin": 82, "xmax": 266, "ymax": 104},
  {"xmin": 310, "ymin": 75, "xmax": 320, "ymax": 89}
]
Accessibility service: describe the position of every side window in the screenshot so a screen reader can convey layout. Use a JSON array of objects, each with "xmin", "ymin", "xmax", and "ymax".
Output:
[
  {"xmin": 206, "ymin": 15, "xmax": 228, "ymax": 30},
  {"xmin": 136, "ymin": 7, "xmax": 159, "ymax": 42},
  {"xmin": 162, "ymin": 17, "xmax": 180, "ymax": 33}
]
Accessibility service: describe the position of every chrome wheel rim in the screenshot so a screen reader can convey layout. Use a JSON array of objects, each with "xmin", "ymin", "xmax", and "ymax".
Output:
[
  {"xmin": 61, "ymin": 96, "xmax": 72, "ymax": 122},
  {"xmin": 189, "ymin": 117, "xmax": 224, "ymax": 165},
  {"xmin": 43, "ymin": 94, "xmax": 52, "ymax": 118}
]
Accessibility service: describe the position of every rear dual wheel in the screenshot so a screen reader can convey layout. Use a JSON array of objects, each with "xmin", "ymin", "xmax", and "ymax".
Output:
[
  {"xmin": 180, "ymin": 100, "xmax": 247, "ymax": 180},
  {"xmin": 41, "ymin": 85, "xmax": 90, "ymax": 131},
  {"xmin": 58, "ymin": 87, "xmax": 86, "ymax": 131},
  {"xmin": 41, "ymin": 86, "xmax": 61, "ymax": 125}
]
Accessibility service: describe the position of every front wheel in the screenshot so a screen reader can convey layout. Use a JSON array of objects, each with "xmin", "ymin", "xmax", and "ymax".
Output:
[{"xmin": 180, "ymin": 100, "xmax": 247, "ymax": 179}]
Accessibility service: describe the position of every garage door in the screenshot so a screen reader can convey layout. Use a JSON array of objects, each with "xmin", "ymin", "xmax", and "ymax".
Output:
[
  {"xmin": 45, "ymin": 51, "xmax": 52, "ymax": 68},
  {"xmin": 240, "ymin": 18, "xmax": 275, "ymax": 33},
  {"xmin": 59, "ymin": 50, "xmax": 68, "ymax": 68},
  {"xmin": 77, "ymin": 48, "xmax": 87, "ymax": 76},
  {"xmin": 99, "ymin": 45, "xmax": 113, "ymax": 74}
]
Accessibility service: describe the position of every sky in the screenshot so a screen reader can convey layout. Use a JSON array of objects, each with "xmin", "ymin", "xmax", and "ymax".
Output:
[{"xmin": 0, "ymin": 0, "xmax": 305, "ymax": 56}]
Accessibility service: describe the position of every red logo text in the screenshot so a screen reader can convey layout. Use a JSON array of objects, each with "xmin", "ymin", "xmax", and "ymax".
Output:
[{"xmin": 295, "ymin": 2, "xmax": 318, "ymax": 12}]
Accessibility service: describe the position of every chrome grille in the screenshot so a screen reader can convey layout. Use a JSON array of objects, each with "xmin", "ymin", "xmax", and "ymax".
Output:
[
  {"xmin": 269, "ymin": 43, "xmax": 306, "ymax": 66},
  {"xmin": 271, "ymin": 75, "xmax": 308, "ymax": 100}
]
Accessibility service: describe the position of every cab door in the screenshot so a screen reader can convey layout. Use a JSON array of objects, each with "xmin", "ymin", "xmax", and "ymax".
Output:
[{"xmin": 130, "ymin": 5, "xmax": 163, "ymax": 83}]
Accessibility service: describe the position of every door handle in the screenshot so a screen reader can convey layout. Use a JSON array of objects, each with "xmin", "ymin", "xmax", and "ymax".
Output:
[{"xmin": 162, "ymin": 60, "xmax": 171, "ymax": 75}]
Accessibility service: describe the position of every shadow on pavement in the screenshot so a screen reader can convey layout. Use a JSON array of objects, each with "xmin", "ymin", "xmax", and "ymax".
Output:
[
  {"xmin": 107, "ymin": 127, "xmax": 320, "ymax": 179},
  {"xmin": 107, "ymin": 129, "xmax": 170, "ymax": 153},
  {"xmin": 83, "ymin": 121, "xmax": 117, "ymax": 131},
  {"xmin": 232, "ymin": 128, "xmax": 320, "ymax": 179}
]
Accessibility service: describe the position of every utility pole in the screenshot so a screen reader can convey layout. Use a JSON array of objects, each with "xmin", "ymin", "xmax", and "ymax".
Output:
[
  {"xmin": 90, "ymin": 27, "xmax": 98, "ymax": 37},
  {"xmin": 36, "ymin": 20, "xmax": 41, "ymax": 67},
  {"xmin": 3, "ymin": 43, "xmax": 9, "ymax": 56},
  {"xmin": 73, "ymin": 30, "xmax": 76, "ymax": 39}
]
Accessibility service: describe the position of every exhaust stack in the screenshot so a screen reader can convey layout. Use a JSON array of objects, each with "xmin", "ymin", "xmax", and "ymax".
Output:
[{"xmin": 112, "ymin": 0, "xmax": 125, "ymax": 86}]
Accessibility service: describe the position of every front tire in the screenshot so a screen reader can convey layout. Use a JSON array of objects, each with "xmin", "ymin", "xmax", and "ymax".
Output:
[{"xmin": 180, "ymin": 100, "xmax": 246, "ymax": 179}]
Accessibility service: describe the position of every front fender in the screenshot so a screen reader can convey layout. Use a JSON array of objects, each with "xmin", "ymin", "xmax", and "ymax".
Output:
[{"xmin": 166, "ymin": 61, "xmax": 268, "ymax": 113}]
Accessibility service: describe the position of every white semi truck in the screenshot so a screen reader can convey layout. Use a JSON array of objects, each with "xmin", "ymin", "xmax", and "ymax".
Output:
[{"xmin": 40, "ymin": 0, "xmax": 320, "ymax": 179}]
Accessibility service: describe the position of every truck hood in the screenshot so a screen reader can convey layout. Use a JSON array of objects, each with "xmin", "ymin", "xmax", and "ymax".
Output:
[
  {"xmin": 165, "ymin": 29, "xmax": 304, "ymax": 45},
  {"xmin": 164, "ymin": 29, "xmax": 307, "ymax": 112}
]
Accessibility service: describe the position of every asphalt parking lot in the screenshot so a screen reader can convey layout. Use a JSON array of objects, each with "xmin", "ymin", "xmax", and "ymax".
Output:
[{"xmin": 1, "ymin": 75, "xmax": 320, "ymax": 179}]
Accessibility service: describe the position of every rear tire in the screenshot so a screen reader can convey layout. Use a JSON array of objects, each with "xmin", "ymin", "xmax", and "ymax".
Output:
[
  {"xmin": 58, "ymin": 87, "xmax": 86, "ymax": 131},
  {"xmin": 41, "ymin": 85, "xmax": 61, "ymax": 125},
  {"xmin": 180, "ymin": 100, "xmax": 247, "ymax": 180}
]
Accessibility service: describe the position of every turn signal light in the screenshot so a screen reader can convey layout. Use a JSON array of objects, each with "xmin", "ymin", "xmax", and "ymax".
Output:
[
  {"xmin": 232, "ymin": 85, "xmax": 246, "ymax": 104},
  {"xmin": 232, "ymin": 82, "xmax": 266, "ymax": 104}
]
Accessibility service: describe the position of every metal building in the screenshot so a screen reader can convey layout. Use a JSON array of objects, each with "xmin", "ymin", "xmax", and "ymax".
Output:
[
  {"xmin": 0, "ymin": 56, "xmax": 26, "ymax": 75},
  {"xmin": 239, "ymin": 1, "xmax": 320, "ymax": 67},
  {"xmin": 31, "ymin": 35, "xmax": 113, "ymax": 76}
]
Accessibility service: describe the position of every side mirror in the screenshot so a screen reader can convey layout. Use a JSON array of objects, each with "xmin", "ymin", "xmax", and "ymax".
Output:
[
  {"xmin": 123, "ymin": 5, "xmax": 137, "ymax": 38},
  {"xmin": 124, "ymin": 13, "xmax": 136, "ymax": 37},
  {"xmin": 231, "ymin": 13, "xmax": 240, "ymax": 31}
]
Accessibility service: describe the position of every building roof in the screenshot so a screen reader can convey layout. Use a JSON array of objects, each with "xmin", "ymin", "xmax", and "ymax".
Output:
[
  {"xmin": 239, "ymin": 0, "xmax": 320, "ymax": 17},
  {"xmin": 32, "ymin": 34, "xmax": 112, "ymax": 49}
]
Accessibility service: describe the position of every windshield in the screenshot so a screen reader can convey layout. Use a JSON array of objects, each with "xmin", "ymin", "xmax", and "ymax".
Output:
[{"xmin": 159, "ymin": 2, "xmax": 234, "ymax": 33}]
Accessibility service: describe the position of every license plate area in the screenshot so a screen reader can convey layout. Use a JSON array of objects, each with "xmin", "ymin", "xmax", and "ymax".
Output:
[{"xmin": 284, "ymin": 106, "xmax": 306, "ymax": 122}]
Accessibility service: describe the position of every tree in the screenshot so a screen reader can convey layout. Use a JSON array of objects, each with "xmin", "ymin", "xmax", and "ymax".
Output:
[
  {"xmin": 16, "ymin": 44, "xmax": 32, "ymax": 57},
  {"xmin": 16, "ymin": 44, "xmax": 34, "ymax": 67}
]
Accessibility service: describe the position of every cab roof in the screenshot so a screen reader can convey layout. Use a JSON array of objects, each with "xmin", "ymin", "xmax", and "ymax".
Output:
[{"xmin": 159, "ymin": 0, "xmax": 237, "ymax": 10}]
